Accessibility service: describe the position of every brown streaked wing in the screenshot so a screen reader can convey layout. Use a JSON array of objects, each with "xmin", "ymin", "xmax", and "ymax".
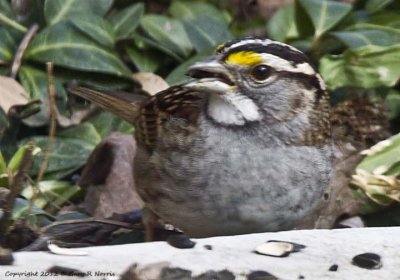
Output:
[{"xmin": 136, "ymin": 86, "xmax": 203, "ymax": 151}]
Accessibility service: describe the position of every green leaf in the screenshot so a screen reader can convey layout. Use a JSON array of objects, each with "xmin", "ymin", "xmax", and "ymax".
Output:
[
  {"xmin": 366, "ymin": 0, "xmax": 394, "ymax": 14},
  {"xmin": 44, "ymin": 0, "xmax": 113, "ymax": 26},
  {"xmin": 357, "ymin": 133, "xmax": 400, "ymax": 174},
  {"xmin": 70, "ymin": 15, "xmax": 115, "ymax": 48},
  {"xmin": 8, "ymin": 145, "xmax": 29, "ymax": 172},
  {"xmin": 88, "ymin": 111, "xmax": 133, "ymax": 138},
  {"xmin": 108, "ymin": 3, "xmax": 144, "ymax": 40},
  {"xmin": 368, "ymin": 12, "xmax": 400, "ymax": 28},
  {"xmin": 0, "ymin": 151, "xmax": 6, "ymax": 174},
  {"xmin": 21, "ymin": 180, "xmax": 81, "ymax": 210},
  {"xmin": 22, "ymin": 136, "xmax": 94, "ymax": 176},
  {"xmin": 183, "ymin": 17, "xmax": 232, "ymax": 53},
  {"xmin": 140, "ymin": 15, "xmax": 192, "ymax": 59},
  {"xmin": 331, "ymin": 28, "xmax": 400, "ymax": 48},
  {"xmin": 12, "ymin": 197, "xmax": 54, "ymax": 223},
  {"xmin": 298, "ymin": 0, "xmax": 352, "ymax": 38},
  {"xmin": 166, "ymin": 53, "xmax": 209, "ymax": 85},
  {"xmin": 57, "ymin": 123, "xmax": 102, "ymax": 147},
  {"xmin": 320, "ymin": 44, "xmax": 400, "ymax": 89},
  {"xmin": 132, "ymin": 33, "xmax": 184, "ymax": 62},
  {"xmin": 169, "ymin": 0, "xmax": 229, "ymax": 25},
  {"xmin": 19, "ymin": 66, "xmax": 70, "ymax": 127},
  {"xmin": 385, "ymin": 90, "xmax": 400, "ymax": 120},
  {"xmin": 0, "ymin": 0, "xmax": 14, "ymax": 17},
  {"xmin": 0, "ymin": 27, "xmax": 17, "ymax": 62},
  {"xmin": 126, "ymin": 47, "xmax": 159, "ymax": 72},
  {"xmin": 267, "ymin": 3, "xmax": 299, "ymax": 42},
  {"xmin": 24, "ymin": 23, "xmax": 130, "ymax": 77}
]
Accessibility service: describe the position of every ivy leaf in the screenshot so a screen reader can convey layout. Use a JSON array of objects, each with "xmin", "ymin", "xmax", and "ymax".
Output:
[
  {"xmin": 0, "ymin": 28, "xmax": 17, "ymax": 63},
  {"xmin": 385, "ymin": 90, "xmax": 400, "ymax": 120},
  {"xmin": 365, "ymin": 0, "xmax": 394, "ymax": 14},
  {"xmin": 267, "ymin": 3, "xmax": 299, "ymax": 42},
  {"xmin": 19, "ymin": 66, "xmax": 69, "ymax": 127},
  {"xmin": 108, "ymin": 3, "xmax": 144, "ymax": 40},
  {"xmin": 44, "ymin": 0, "xmax": 113, "ymax": 26},
  {"xmin": 320, "ymin": 44, "xmax": 400, "ymax": 89},
  {"xmin": 166, "ymin": 53, "xmax": 209, "ymax": 85},
  {"xmin": 331, "ymin": 27, "xmax": 400, "ymax": 48},
  {"xmin": 183, "ymin": 17, "xmax": 232, "ymax": 53},
  {"xmin": 126, "ymin": 47, "xmax": 159, "ymax": 72},
  {"xmin": 0, "ymin": 0, "xmax": 14, "ymax": 17},
  {"xmin": 70, "ymin": 15, "xmax": 115, "ymax": 48},
  {"xmin": 140, "ymin": 15, "xmax": 192, "ymax": 59},
  {"xmin": 298, "ymin": 0, "xmax": 352, "ymax": 38},
  {"xmin": 357, "ymin": 133, "xmax": 400, "ymax": 174},
  {"xmin": 169, "ymin": 0, "xmax": 230, "ymax": 25},
  {"xmin": 21, "ymin": 180, "xmax": 81, "ymax": 210},
  {"xmin": 24, "ymin": 23, "xmax": 130, "ymax": 77},
  {"xmin": 88, "ymin": 112, "xmax": 133, "ymax": 138}
]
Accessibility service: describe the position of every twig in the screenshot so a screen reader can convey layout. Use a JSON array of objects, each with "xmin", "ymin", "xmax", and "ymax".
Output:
[
  {"xmin": 0, "ymin": 145, "xmax": 33, "ymax": 245},
  {"xmin": 27, "ymin": 63, "xmax": 57, "ymax": 219},
  {"xmin": 36, "ymin": 62, "xmax": 57, "ymax": 183},
  {"xmin": 40, "ymin": 217, "xmax": 142, "ymax": 233},
  {"xmin": 0, "ymin": 12, "xmax": 27, "ymax": 33},
  {"xmin": 10, "ymin": 24, "xmax": 39, "ymax": 79}
]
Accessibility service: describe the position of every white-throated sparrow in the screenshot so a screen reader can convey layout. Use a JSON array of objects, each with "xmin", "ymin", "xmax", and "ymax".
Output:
[{"xmin": 69, "ymin": 37, "xmax": 332, "ymax": 238}]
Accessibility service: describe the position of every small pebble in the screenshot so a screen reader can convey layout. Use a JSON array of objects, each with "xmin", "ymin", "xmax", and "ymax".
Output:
[
  {"xmin": 255, "ymin": 241, "xmax": 294, "ymax": 257},
  {"xmin": 204, "ymin": 244, "xmax": 213, "ymax": 250},
  {"xmin": 167, "ymin": 234, "xmax": 196, "ymax": 249},
  {"xmin": 0, "ymin": 248, "xmax": 13, "ymax": 265},
  {"xmin": 329, "ymin": 264, "xmax": 338, "ymax": 272},
  {"xmin": 268, "ymin": 240, "xmax": 306, "ymax": 252},
  {"xmin": 352, "ymin": 253, "xmax": 382, "ymax": 269},
  {"xmin": 247, "ymin": 270, "xmax": 278, "ymax": 280}
]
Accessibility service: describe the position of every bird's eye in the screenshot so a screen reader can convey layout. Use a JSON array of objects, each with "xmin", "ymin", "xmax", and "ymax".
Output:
[{"xmin": 251, "ymin": 65, "xmax": 271, "ymax": 81}]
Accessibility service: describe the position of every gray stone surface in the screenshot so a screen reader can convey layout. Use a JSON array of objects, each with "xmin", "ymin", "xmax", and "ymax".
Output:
[{"xmin": 1, "ymin": 227, "xmax": 398, "ymax": 280}]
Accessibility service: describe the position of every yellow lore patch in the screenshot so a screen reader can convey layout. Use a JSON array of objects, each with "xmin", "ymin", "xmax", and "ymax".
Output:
[{"xmin": 225, "ymin": 51, "xmax": 263, "ymax": 66}]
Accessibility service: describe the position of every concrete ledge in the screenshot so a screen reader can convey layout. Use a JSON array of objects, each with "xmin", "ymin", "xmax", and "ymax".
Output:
[{"xmin": 2, "ymin": 227, "xmax": 398, "ymax": 280}]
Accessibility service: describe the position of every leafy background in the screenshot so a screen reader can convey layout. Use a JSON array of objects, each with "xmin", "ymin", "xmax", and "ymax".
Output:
[{"xmin": 0, "ymin": 0, "xmax": 399, "ymax": 248}]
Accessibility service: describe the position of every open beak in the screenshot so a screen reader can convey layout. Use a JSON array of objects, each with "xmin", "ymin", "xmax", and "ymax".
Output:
[{"xmin": 184, "ymin": 57, "xmax": 235, "ymax": 94}]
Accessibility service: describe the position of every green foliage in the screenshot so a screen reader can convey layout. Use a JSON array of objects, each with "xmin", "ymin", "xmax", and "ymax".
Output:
[{"xmin": 0, "ymin": 0, "xmax": 399, "ymax": 228}]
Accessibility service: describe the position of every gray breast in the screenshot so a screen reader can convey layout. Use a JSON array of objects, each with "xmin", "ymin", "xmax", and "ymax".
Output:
[{"xmin": 136, "ymin": 117, "xmax": 332, "ymax": 237}]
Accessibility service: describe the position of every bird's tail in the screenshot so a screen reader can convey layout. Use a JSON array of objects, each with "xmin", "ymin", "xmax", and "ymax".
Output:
[{"xmin": 67, "ymin": 83, "xmax": 149, "ymax": 124}]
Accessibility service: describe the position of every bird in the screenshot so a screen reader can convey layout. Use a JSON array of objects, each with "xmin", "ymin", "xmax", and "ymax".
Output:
[{"xmin": 68, "ymin": 37, "xmax": 333, "ymax": 238}]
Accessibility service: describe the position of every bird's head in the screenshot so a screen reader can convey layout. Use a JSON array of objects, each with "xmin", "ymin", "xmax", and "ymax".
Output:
[{"xmin": 185, "ymin": 37, "xmax": 329, "ymax": 132}]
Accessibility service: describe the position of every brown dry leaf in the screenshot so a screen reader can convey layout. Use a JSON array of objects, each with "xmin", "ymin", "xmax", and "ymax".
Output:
[
  {"xmin": 132, "ymin": 72, "xmax": 169, "ymax": 96},
  {"xmin": 0, "ymin": 76, "xmax": 29, "ymax": 113}
]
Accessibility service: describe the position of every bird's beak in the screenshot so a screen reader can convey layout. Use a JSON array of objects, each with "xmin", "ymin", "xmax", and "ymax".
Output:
[{"xmin": 184, "ymin": 57, "xmax": 235, "ymax": 94}]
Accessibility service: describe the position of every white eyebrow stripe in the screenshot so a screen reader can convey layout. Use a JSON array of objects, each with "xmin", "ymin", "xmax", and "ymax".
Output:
[
  {"xmin": 222, "ymin": 39, "xmax": 303, "ymax": 54},
  {"xmin": 257, "ymin": 53, "xmax": 316, "ymax": 75}
]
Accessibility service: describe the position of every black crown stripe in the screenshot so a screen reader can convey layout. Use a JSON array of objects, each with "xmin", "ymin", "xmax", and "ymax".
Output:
[{"xmin": 222, "ymin": 43, "xmax": 310, "ymax": 65}]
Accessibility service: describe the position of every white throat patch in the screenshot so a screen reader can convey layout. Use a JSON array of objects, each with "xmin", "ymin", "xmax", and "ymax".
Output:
[{"xmin": 207, "ymin": 93, "xmax": 261, "ymax": 125}]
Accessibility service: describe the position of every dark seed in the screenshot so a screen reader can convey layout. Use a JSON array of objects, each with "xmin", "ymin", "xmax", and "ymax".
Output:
[
  {"xmin": 329, "ymin": 264, "xmax": 338, "ymax": 271},
  {"xmin": 160, "ymin": 267, "xmax": 192, "ymax": 280},
  {"xmin": 194, "ymin": 269, "xmax": 235, "ymax": 280},
  {"xmin": 47, "ymin": 266, "xmax": 86, "ymax": 277},
  {"xmin": 204, "ymin": 244, "xmax": 213, "ymax": 250},
  {"xmin": 0, "ymin": 248, "xmax": 13, "ymax": 265},
  {"xmin": 298, "ymin": 275, "xmax": 305, "ymax": 279},
  {"xmin": 247, "ymin": 270, "xmax": 278, "ymax": 280},
  {"xmin": 167, "ymin": 234, "xmax": 196, "ymax": 249},
  {"xmin": 352, "ymin": 253, "xmax": 382, "ymax": 269}
]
